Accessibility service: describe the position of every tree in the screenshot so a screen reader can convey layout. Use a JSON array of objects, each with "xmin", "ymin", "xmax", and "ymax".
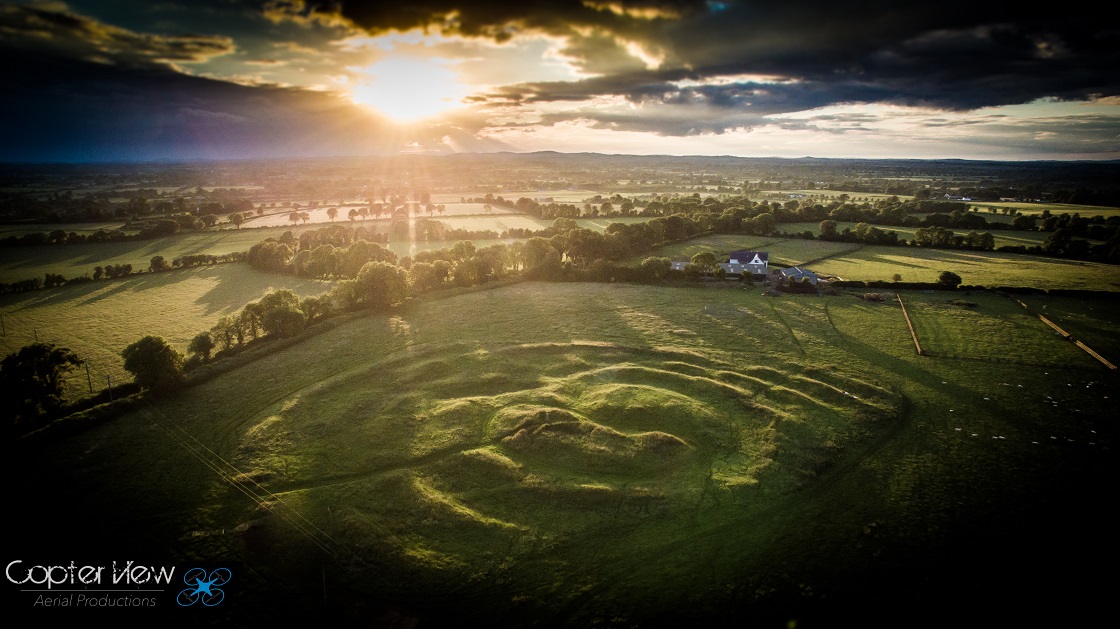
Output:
[
  {"xmin": 937, "ymin": 271, "xmax": 963, "ymax": 289},
  {"xmin": 327, "ymin": 207, "xmax": 338, "ymax": 221},
  {"xmin": 187, "ymin": 332, "xmax": 214, "ymax": 363},
  {"xmin": 639, "ymin": 256, "xmax": 672, "ymax": 280},
  {"xmin": 229, "ymin": 212, "xmax": 244, "ymax": 229},
  {"xmin": 0, "ymin": 343, "xmax": 82, "ymax": 427},
  {"xmin": 121, "ymin": 336, "xmax": 184, "ymax": 391},
  {"xmin": 257, "ymin": 289, "xmax": 306, "ymax": 338},
  {"xmin": 748, "ymin": 213, "xmax": 776, "ymax": 235},
  {"xmin": 688, "ymin": 251, "xmax": 718, "ymax": 274},
  {"xmin": 150, "ymin": 255, "xmax": 169, "ymax": 272},
  {"xmin": 892, "ymin": 273, "xmax": 903, "ymax": 283},
  {"xmin": 337, "ymin": 261, "xmax": 409, "ymax": 310}
]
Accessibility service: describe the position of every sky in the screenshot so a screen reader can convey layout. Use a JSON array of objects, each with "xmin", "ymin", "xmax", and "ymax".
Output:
[{"xmin": 1, "ymin": 0, "xmax": 1118, "ymax": 163}]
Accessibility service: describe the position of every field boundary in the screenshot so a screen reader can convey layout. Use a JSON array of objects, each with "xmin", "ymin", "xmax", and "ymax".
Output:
[
  {"xmin": 1015, "ymin": 300, "xmax": 1117, "ymax": 370},
  {"xmin": 796, "ymin": 243, "xmax": 866, "ymax": 268},
  {"xmin": 896, "ymin": 294, "xmax": 924, "ymax": 356}
]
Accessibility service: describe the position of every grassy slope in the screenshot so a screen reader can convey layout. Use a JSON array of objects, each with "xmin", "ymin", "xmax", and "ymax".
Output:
[
  {"xmin": 9, "ymin": 283, "xmax": 1116, "ymax": 627},
  {"xmin": 781, "ymin": 220, "xmax": 1057, "ymax": 249},
  {"xmin": 0, "ymin": 264, "xmax": 331, "ymax": 390},
  {"xmin": 0, "ymin": 224, "xmax": 323, "ymax": 282},
  {"xmin": 0, "ymin": 216, "xmax": 647, "ymax": 282},
  {"xmin": 810, "ymin": 246, "xmax": 1120, "ymax": 289}
]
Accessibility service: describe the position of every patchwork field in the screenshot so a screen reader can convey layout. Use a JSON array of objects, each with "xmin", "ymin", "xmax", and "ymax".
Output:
[
  {"xmin": 11, "ymin": 282, "xmax": 1115, "ymax": 627},
  {"xmin": 0, "ymin": 264, "xmax": 331, "ymax": 390},
  {"xmin": 810, "ymin": 246, "xmax": 1120, "ymax": 290},
  {"xmin": 0, "ymin": 216, "xmax": 645, "ymax": 284},
  {"xmin": 781, "ymin": 221, "xmax": 1056, "ymax": 249}
]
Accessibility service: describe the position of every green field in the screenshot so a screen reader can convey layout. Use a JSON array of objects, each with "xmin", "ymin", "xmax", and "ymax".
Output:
[
  {"xmin": 0, "ymin": 220, "xmax": 129, "ymax": 238},
  {"xmin": 0, "ymin": 224, "xmax": 325, "ymax": 283},
  {"xmin": 0, "ymin": 264, "xmax": 331, "ymax": 391},
  {"xmin": 11, "ymin": 282, "xmax": 1115, "ymax": 626},
  {"xmin": 810, "ymin": 246, "xmax": 1120, "ymax": 290},
  {"xmin": 781, "ymin": 221, "xmax": 1055, "ymax": 249},
  {"xmin": 0, "ymin": 216, "xmax": 649, "ymax": 283},
  {"xmin": 968, "ymin": 201, "xmax": 1120, "ymax": 219}
]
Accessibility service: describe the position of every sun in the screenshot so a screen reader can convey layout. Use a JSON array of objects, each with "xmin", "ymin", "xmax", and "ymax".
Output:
[{"xmin": 350, "ymin": 58, "xmax": 468, "ymax": 122}]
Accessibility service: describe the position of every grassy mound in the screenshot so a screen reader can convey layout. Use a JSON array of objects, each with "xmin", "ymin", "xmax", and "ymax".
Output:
[{"xmin": 13, "ymin": 282, "xmax": 1114, "ymax": 627}]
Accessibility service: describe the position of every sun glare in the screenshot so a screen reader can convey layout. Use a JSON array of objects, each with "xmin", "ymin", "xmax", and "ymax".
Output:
[{"xmin": 350, "ymin": 58, "xmax": 468, "ymax": 122}]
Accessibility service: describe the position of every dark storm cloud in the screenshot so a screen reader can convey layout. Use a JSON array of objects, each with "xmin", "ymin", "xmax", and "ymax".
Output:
[
  {"xmin": 0, "ymin": 2, "xmax": 236, "ymax": 67},
  {"xmin": 0, "ymin": 46, "xmax": 404, "ymax": 162},
  {"xmin": 321, "ymin": 0, "xmax": 1116, "ymax": 118},
  {"xmin": 1, "ymin": 0, "xmax": 1114, "ymax": 159},
  {"xmin": 0, "ymin": 2, "xmax": 403, "ymax": 161}
]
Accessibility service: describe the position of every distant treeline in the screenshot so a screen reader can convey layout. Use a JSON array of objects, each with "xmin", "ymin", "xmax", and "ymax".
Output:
[
  {"xmin": 0, "ymin": 190, "xmax": 255, "ymax": 224},
  {"xmin": 0, "ymin": 210, "xmax": 256, "ymax": 247},
  {"xmin": 0, "ymin": 252, "xmax": 244, "ymax": 296},
  {"xmin": 5, "ymin": 194, "xmax": 1118, "ymax": 297}
]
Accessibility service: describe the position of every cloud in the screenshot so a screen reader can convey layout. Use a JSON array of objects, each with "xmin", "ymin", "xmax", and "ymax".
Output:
[
  {"xmin": 261, "ymin": 0, "xmax": 351, "ymax": 29},
  {"xmin": 0, "ymin": 3, "xmax": 235, "ymax": 68},
  {"xmin": 319, "ymin": 1, "xmax": 1116, "ymax": 116},
  {"xmin": 0, "ymin": 46, "xmax": 408, "ymax": 161}
]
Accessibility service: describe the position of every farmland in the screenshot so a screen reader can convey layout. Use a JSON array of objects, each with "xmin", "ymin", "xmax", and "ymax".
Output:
[
  {"xmin": 0, "ymin": 264, "xmax": 331, "ymax": 391},
  {"xmin": 808, "ymin": 246, "xmax": 1120, "ymax": 290},
  {"xmin": 10, "ymin": 281, "xmax": 1116, "ymax": 627},
  {"xmin": 3, "ymin": 154, "xmax": 1118, "ymax": 627}
]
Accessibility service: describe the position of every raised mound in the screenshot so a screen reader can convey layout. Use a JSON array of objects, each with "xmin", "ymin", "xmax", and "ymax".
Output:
[{"xmin": 232, "ymin": 341, "xmax": 902, "ymax": 555}]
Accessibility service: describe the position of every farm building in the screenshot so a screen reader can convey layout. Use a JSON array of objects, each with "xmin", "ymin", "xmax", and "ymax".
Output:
[
  {"xmin": 724, "ymin": 250, "xmax": 769, "ymax": 277},
  {"xmin": 670, "ymin": 250, "xmax": 769, "ymax": 278},
  {"xmin": 775, "ymin": 266, "xmax": 819, "ymax": 286}
]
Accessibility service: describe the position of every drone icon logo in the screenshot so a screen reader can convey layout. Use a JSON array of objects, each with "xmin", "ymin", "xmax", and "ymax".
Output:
[{"xmin": 176, "ymin": 568, "xmax": 231, "ymax": 607}]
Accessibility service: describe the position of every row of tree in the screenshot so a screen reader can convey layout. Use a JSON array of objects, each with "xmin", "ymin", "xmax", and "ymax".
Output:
[{"xmin": 0, "ymin": 211, "xmax": 253, "ymax": 248}]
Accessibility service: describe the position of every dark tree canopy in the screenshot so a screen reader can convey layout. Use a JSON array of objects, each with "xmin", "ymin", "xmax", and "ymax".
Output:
[
  {"xmin": 121, "ymin": 336, "xmax": 184, "ymax": 391},
  {"xmin": 187, "ymin": 332, "xmax": 214, "ymax": 363},
  {"xmin": 937, "ymin": 271, "xmax": 963, "ymax": 288},
  {"xmin": 0, "ymin": 342, "xmax": 82, "ymax": 427}
]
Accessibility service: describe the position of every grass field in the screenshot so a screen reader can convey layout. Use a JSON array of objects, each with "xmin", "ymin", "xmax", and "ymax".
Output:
[
  {"xmin": 781, "ymin": 221, "xmax": 1055, "ymax": 249},
  {"xmin": 0, "ymin": 264, "xmax": 331, "ymax": 392},
  {"xmin": 0, "ymin": 216, "xmax": 651, "ymax": 283},
  {"xmin": 10, "ymin": 282, "xmax": 1115, "ymax": 627},
  {"xmin": 967, "ymin": 201, "xmax": 1120, "ymax": 219},
  {"xmin": 810, "ymin": 246, "xmax": 1120, "ymax": 290},
  {"xmin": 0, "ymin": 224, "xmax": 327, "ymax": 283}
]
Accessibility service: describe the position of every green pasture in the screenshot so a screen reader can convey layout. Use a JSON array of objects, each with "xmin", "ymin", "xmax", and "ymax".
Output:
[
  {"xmin": 0, "ymin": 221, "xmax": 128, "ymax": 238},
  {"xmin": 11, "ymin": 283, "xmax": 1114, "ymax": 626},
  {"xmin": 1015, "ymin": 294, "xmax": 1120, "ymax": 361},
  {"xmin": 0, "ymin": 224, "xmax": 330, "ymax": 283},
  {"xmin": 967, "ymin": 201, "xmax": 1120, "ymax": 219},
  {"xmin": 901, "ymin": 293, "xmax": 1100, "ymax": 365},
  {"xmin": 629, "ymin": 234, "xmax": 779, "ymax": 264},
  {"xmin": 779, "ymin": 190, "xmax": 911, "ymax": 201},
  {"xmin": 810, "ymin": 246, "xmax": 1120, "ymax": 290},
  {"xmin": 0, "ymin": 264, "xmax": 331, "ymax": 391},
  {"xmin": 633, "ymin": 234, "xmax": 862, "ymax": 267},
  {"xmin": 0, "ymin": 216, "xmax": 655, "ymax": 284},
  {"xmin": 781, "ymin": 221, "xmax": 1055, "ymax": 249}
]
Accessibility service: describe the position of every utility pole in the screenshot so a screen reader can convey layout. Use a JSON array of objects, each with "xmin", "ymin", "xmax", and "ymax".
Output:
[
  {"xmin": 106, "ymin": 375, "xmax": 113, "ymax": 401},
  {"xmin": 85, "ymin": 360, "xmax": 93, "ymax": 394}
]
